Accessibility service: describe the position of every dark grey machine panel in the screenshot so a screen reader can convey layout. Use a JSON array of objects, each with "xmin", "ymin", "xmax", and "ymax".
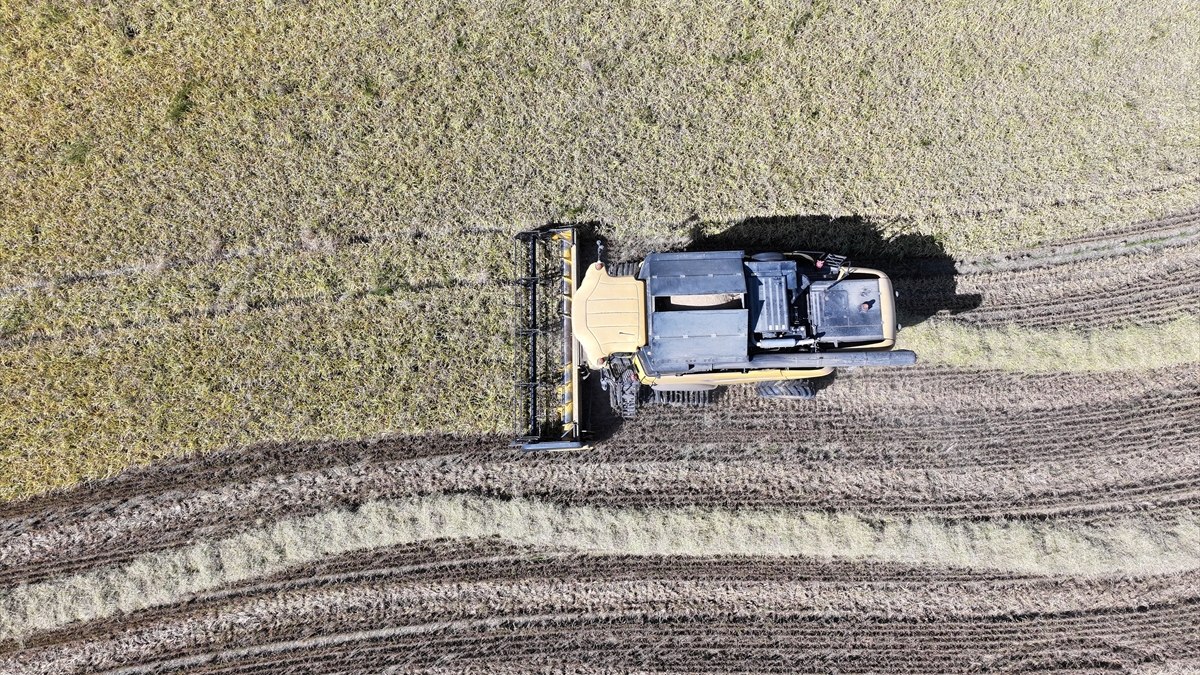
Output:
[
  {"xmin": 647, "ymin": 309, "xmax": 749, "ymax": 368},
  {"xmin": 638, "ymin": 250, "xmax": 893, "ymax": 374},
  {"xmin": 745, "ymin": 260, "xmax": 804, "ymax": 336},
  {"xmin": 808, "ymin": 279, "xmax": 885, "ymax": 342},
  {"xmin": 641, "ymin": 251, "xmax": 748, "ymax": 297}
]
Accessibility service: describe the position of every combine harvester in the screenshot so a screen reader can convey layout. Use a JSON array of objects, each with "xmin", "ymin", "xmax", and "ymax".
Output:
[{"xmin": 515, "ymin": 225, "xmax": 917, "ymax": 450}]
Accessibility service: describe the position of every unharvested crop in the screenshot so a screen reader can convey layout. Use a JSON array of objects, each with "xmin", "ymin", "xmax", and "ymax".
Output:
[
  {"xmin": 0, "ymin": 293, "xmax": 517, "ymax": 501},
  {"xmin": 3, "ymin": 0, "xmax": 1200, "ymax": 499},
  {"xmin": 3, "ymin": 0, "xmax": 1199, "ymax": 285},
  {"xmin": 899, "ymin": 315, "xmax": 1200, "ymax": 372},
  {"xmin": 2, "ymin": 217, "xmax": 1199, "ymax": 499}
]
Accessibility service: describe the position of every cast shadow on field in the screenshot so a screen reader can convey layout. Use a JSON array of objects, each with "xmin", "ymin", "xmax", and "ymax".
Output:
[{"xmin": 687, "ymin": 214, "xmax": 982, "ymax": 328}]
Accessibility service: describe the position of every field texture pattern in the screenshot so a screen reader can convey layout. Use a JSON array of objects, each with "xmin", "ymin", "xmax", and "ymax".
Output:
[{"xmin": 2, "ymin": 0, "xmax": 1200, "ymax": 672}]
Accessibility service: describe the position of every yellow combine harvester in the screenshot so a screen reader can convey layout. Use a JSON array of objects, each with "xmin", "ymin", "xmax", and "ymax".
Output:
[{"xmin": 515, "ymin": 225, "xmax": 917, "ymax": 450}]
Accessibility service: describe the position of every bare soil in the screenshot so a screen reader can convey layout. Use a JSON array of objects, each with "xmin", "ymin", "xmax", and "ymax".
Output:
[
  {"xmin": 1, "ymin": 209, "xmax": 1199, "ymax": 673},
  {"xmin": 4, "ymin": 542, "xmax": 1199, "ymax": 674}
]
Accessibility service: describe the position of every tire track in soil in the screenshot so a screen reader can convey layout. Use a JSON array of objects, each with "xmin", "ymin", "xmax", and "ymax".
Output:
[
  {"xmin": 3, "ymin": 366, "xmax": 1196, "ymax": 585},
  {"xmin": 208, "ymin": 616, "xmax": 1186, "ymax": 675},
  {"xmin": 3, "ymin": 542, "xmax": 1044, "ymax": 654},
  {"xmin": 597, "ymin": 365, "xmax": 1199, "ymax": 466},
  {"xmin": 170, "ymin": 621, "xmax": 1188, "ymax": 675},
  {"xmin": 1015, "ymin": 204, "xmax": 1200, "ymax": 250},
  {"xmin": 901, "ymin": 241, "xmax": 1200, "ymax": 329},
  {"xmin": 5, "ymin": 545, "xmax": 1199, "ymax": 675},
  {"xmin": 0, "ymin": 434, "xmax": 498, "ymax": 585},
  {"xmin": 958, "ymin": 204, "xmax": 1200, "ymax": 272},
  {"xmin": 886, "ymin": 206, "xmax": 1200, "ymax": 329}
]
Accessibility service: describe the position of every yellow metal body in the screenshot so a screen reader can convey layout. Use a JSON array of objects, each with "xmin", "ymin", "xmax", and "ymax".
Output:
[
  {"xmin": 634, "ymin": 357, "xmax": 833, "ymax": 386},
  {"xmin": 573, "ymin": 263, "xmax": 648, "ymax": 369},
  {"xmin": 553, "ymin": 230, "xmax": 583, "ymax": 439}
]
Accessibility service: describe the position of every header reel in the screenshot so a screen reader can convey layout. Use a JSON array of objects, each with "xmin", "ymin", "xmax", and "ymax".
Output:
[{"xmin": 513, "ymin": 225, "xmax": 588, "ymax": 451}]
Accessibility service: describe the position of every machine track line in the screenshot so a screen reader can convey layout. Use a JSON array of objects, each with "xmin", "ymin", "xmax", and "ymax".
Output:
[
  {"xmin": 0, "ymin": 227, "xmax": 512, "ymax": 299},
  {"xmin": 6, "ymin": 545, "xmax": 1048, "ymax": 654},
  {"xmin": 0, "ymin": 435, "xmax": 493, "ymax": 584},
  {"xmin": 600, "ymin": 365, "xmax": 1200, "ymax": 466},
  {"xmin": 6, "ymin": 559, "xmax": 1200, "ymax": 675},
  {"xmin": 3, "ymin": 366, "xmax": 1196, "ymax": 584},
  {"xmin": 901, "ymin": 243, "xmax": 1200, "ymax": 329},
  {"xmin": 876, "ymin": 206, "xmax": 1200, "ymax": 329},
  {"xmin": 954, "ymin": 204, "xmax": 1200, "ymax": 274}
]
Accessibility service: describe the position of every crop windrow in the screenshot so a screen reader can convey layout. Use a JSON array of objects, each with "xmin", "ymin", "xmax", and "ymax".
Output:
[{"xmin": 4, "ymin": 493, "xmax": 1199, "ymax": 642}]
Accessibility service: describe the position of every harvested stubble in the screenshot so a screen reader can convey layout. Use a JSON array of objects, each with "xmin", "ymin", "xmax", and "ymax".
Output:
[
  {"xmin": 3, "ymin": 367, "xmax": 1199, "ymax": 590},
  {"xmin": 2, "ymin": 418, "xmax": 1199, "ymax": 671},
  {"xmin": 600, "ymin": 364, "xmax": 1200, "ymax": 466},
  {"xmin": 904, "ymin": 241, "xmax": 1200, "ymax": 329},
  {"xmin": 4, "ymin": 536, "xmax": 1200, "ymax": 674},
  {"xmin": 4, "ymin": 493, "xmax": 1200, "ymax": 642}
]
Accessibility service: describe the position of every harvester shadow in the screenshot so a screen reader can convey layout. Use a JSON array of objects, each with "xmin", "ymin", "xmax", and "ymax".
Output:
[
  {"xmin": 688, "ymin": 215, "xmax": 982, "ymax": 328},
  {"xmin": 583, "ymin": 375, "xmax": 735, "ymax": 443},
  {"xmin": 585, "ymin": 369, "xmax": 843, "ymax": 444}
]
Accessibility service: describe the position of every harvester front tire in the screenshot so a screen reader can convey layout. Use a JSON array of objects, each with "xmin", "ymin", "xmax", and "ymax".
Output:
[
  {"xmin": 606, "ymin": 261, "xmax": 640, "ymax": 277},
  {"xmin": 612, "ymin": 368, "xmax": 641, "ymax": 419},
  {"xmin": 602, "ymin": 357, "xmax": 642, "ymax": 419}
]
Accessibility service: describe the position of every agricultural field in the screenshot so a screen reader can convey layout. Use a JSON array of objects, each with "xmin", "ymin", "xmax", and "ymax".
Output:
[{"xmin": 2, "ymin": 0, "xmax": 1200, "ymax": 672}]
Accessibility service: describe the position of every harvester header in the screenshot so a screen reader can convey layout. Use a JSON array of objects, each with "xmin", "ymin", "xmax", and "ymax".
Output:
[{"xmin": 514, "ymin": 225, "xmax": 585, "ymax": 451}]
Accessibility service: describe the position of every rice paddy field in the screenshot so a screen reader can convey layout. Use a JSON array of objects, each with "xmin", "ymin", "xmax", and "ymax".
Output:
[{"xmin": 1, "ymin": 0, "xmax": 1199, "ymax": 672}]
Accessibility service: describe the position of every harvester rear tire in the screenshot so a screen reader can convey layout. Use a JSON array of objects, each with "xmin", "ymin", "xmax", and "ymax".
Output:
[
  {"xmin": 756, "ymin": 380, "xmax": 817, "ymax": 400},
  {"xmin": 751, "ymin": 252, "xmax": 785, "ymax": 262}
]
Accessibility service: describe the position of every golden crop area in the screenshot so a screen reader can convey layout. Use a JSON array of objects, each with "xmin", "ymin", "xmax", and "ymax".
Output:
[{"xmin": 2, "ymin": 0, "xmax": 1199, "ymax": 499}]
